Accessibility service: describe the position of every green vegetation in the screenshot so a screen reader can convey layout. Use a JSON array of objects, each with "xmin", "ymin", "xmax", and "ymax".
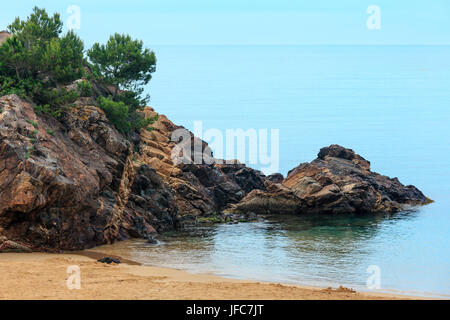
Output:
[
  {"xmin": 87, "ymin": 33, "xmax": 156, "ymax": 102},
  {"xmin": 77, "ymin": 80, "xmax": 93, "ymax": 97},
  {"xmin": 25, "ymin": 146, "xmax": 34, "ymax": 159},
  {"xmin": 0, "ymin": 7, "xmax": 83, "ymax": 107},
  {"xmin": 88, "ymin": 33, "xmax": 157, "ymax": 133},
  {"xmin": 34, "ymin": 104, "xmax": 51, "ymax": 115},
  {"xmin": 97, "ymin": 96, "xmax": 131, "ymax": 133},
  {"xmin": 198, "ymin": 217, "xmax": 227, "ymax": 224},
  {"xmin": 0, "ymin": 7, "xmax": 158, "ymax": 136},
  {"xmin": 25, "ymin": 119, "xmax": 38, "ymax": 128}
]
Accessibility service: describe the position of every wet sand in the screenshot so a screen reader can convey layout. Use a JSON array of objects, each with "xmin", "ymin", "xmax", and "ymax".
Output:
[{"xmin": 0, "ymin": 252, "xmax": 422, "ymax": 300}]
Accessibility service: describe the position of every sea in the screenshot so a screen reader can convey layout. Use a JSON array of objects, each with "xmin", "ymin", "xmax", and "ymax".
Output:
[{"xmin": 97, "ymin": 45, "xmax": 450, "ymax": 298}]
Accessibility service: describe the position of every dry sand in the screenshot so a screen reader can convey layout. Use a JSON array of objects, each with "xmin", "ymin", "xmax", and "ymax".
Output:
[{"xmin": 0, "ymin": 253, "xmax": 417, "ymax": 300}]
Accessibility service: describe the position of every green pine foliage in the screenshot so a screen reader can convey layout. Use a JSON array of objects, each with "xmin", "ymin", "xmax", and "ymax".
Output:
[
  {"xmin": 0, "ymin": 7, "xmax": 84, "ymax": 109},
  {"xmin": 87, "ymin": 33, "xmax": 156, "ymax": 102},
  {"xmin": 77, "ymin": 80, "xmax": 93, "ymax": 97},
  {"xmin": 0, "ymin": 6, "xmax": 158, "ymax": 136}
]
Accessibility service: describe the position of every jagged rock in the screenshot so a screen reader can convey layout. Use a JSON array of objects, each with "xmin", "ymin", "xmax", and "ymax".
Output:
[
  {"xmin": 234, "ymin": 145, "xmax": 430, "ymax": 215},
  {"xmin": 0, "ymin": 93, "xmax": 431, "ymax": 250},
  {"xmin": 0, "ymin": 94, "xmax": 267, "ymax": 250},
  {"xmin": 232, "ymin": 181, "xmax": 303, "ymax": 215},
  {"xmin": 121, "ymin": 164, "xmax": 178, "ymax": 239},
  {"xmin": 267, "ymin": 173, "xmax": 284, "ymax": 184},
  {"xmin": 0, "ymin": 95, "xmax": 176, "ymax": 250},
  {"xmin": 135, "ymin": 108, "xmax": 267, "ymax": 216}
]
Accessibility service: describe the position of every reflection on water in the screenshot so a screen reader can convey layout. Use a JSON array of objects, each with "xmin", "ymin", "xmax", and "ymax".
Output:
[
  {"xmin": 127, "ymin": 44, "xmax": 450, "ymax": 298},
  {"xmin": 92, "ymin": 203, "xmax": 450, "ymax": 298}
]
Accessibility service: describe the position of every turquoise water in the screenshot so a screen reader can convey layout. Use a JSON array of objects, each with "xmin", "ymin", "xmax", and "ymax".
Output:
[
  {"xmin": 98, "ymin": 207, "xmax": 449, "ymax": 298},
  {"xmin": 121, "ymin": 45, "xmax": 449, "ymax": 297}
]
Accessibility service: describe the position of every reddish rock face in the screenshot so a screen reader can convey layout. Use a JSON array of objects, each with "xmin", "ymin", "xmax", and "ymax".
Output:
[
  {"xmin": 233, "ymin": 145, "xmax": 430, "ymax": 215},
  {"xmin": 0, "ymin": 95, "xmax": 177, "ymax": 250},
  {"xmin": 133, "ymin": 107, "xmax": 267, "ymax": 216},
  {"xmin": 0, "ymin": 94, "xmax": 266, "ymax": 250},
  {"xmin": 0, "ymin": 94, "xmax": 430, "ymax": 251}
]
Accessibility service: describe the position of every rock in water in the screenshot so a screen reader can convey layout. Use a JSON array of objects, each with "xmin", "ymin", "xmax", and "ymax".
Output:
[
  {"xmin": 233, "ymin": 145, "xmax": 430, "ymax": 215},
  {"xmin": 0, "ymin": 93, "xmax": 431, "ymax": 251}
]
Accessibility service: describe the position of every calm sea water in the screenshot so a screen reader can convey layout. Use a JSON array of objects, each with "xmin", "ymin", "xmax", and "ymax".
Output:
[{"xmin": 101, "ymin": 46, "xmax": 450, "ymax": 297}]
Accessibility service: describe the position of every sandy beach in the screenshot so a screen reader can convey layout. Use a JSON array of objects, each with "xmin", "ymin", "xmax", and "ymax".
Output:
[{"xmin": 0, "ymin": 253, "xmax": 418, "ymax": 300}]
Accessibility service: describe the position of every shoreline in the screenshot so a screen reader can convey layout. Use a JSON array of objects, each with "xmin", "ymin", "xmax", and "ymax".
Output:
[{"xmin": 0, "ymin": 252, "xmax": 433, "ymax": 300}]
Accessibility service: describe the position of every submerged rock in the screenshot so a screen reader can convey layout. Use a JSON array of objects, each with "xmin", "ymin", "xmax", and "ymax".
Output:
[{"xmin": 233, "ymin": 145, "xmax": 430, "ymax": 215}]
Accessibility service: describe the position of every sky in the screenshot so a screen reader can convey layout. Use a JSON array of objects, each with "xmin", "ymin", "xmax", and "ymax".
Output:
[{"xmin": 1, "ymin": 0, "xmax": 450, "ymax": 46}]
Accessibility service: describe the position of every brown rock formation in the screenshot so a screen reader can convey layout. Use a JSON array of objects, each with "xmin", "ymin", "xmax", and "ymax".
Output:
[
  {"xmin": 0, "ymin": 94, "xmax": 265, "ymax": 250},
  {"xmin": 233, "ymin": 145, "xmax": 430, "ymax": 215},
  {"xmin": 134, "ymin": 107, "xmax": 267, "ymax": 216},
  {"xmin": 233, "ymin": 181, "xmax": 302, "ymax": 215},
  {"xmin": 0, "ymin": 94, "xmax": 177, "ymax": 250},
  {"xmin": 267, "ymin": 173, "xmax": 284, "ymax": 184},
  {"xmin": 0, "ymin": 93, "xmax": 430, "ymax": 251}
]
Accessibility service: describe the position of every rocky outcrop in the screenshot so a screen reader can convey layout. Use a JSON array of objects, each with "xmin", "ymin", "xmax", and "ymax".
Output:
[
  {"xmin": 0, "ymin": 93, "xmax": 431, "ymax": 250},
  {"xmin": 232, "ymin": 182, "xmax": 303, "ymax": 215},
  {"xmin": 267, "ymin": 173, "xmax": 284, "ymax": 184},
  {"xmin": 134, "ymin": 107, "xmax": 267, "ymax": 216},
  {"xmin": 0, "ymin": 94, "xmax": 266, "ymax": 250},
  {"xmin": 0, "ymin": 95, "xmax": 177, "ymax": 250},
  {"xmin": 233, "ymin": 145, "xmax": 430, "ymax": 215}
]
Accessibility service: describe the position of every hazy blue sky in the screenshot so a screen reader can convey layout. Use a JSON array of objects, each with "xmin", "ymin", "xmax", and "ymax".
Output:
[{"xmin": 1, "ymin": 1, "xmax": 450, "ymax": 46}]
